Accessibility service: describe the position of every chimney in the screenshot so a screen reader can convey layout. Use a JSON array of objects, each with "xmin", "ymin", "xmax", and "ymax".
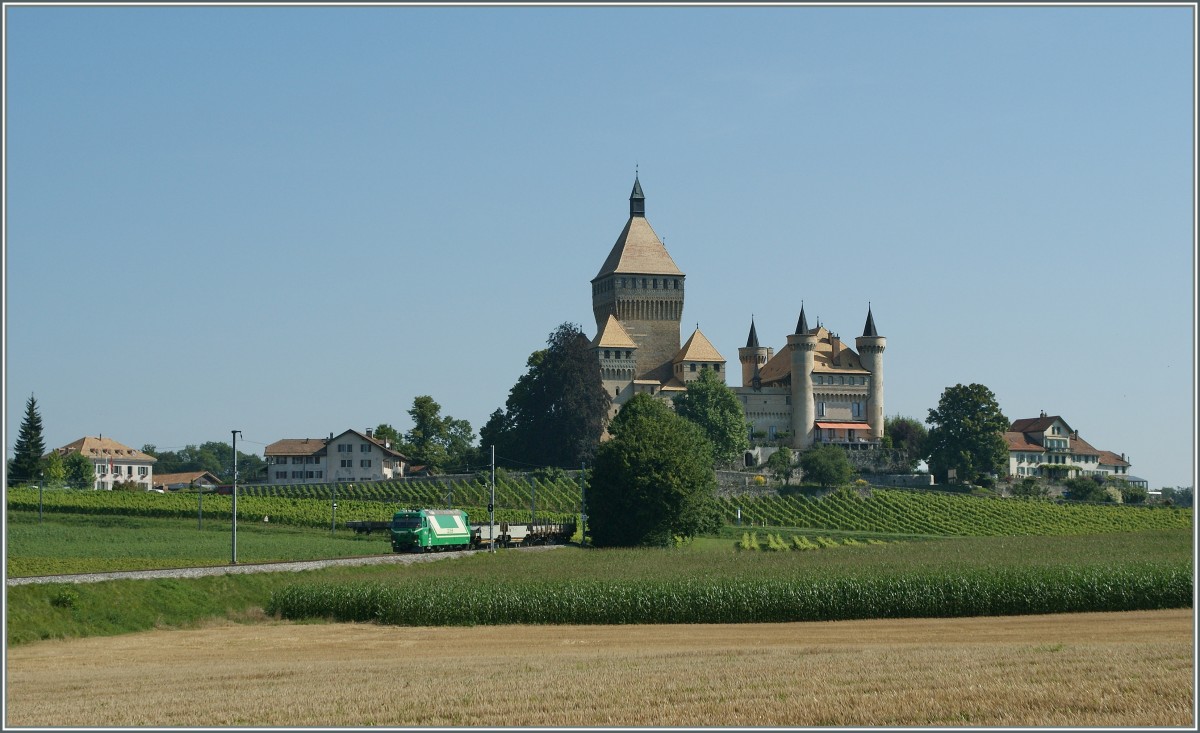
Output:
[
  {"xmin": 366, "ymin": 428, "xmax": 373, "ymax": 438},
  {"xmin": 831, "ymin": 333, "xmax": 841, "ymax": 365}
]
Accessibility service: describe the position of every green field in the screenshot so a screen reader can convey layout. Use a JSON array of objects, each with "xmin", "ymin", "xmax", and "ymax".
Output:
[
  {"xmin": 6, "ymin": 485, "xmax": 1193, "ymax": 645},
  {"xmin": 5, "ymin": 511, "xmax": 397, "ymax": 577}
]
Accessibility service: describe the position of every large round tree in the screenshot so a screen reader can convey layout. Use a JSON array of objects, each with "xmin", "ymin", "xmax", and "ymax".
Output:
[
  {"xmin": 588, "ymin": 394, "xmax": 720, "ymax": 547},
  {"xmin": 925, "ymin": 383, "xmax": 1009, "ymax": 484},
  {"xmin": 672, "ymin": 368, "xmax": 750, "ymax": 467}
]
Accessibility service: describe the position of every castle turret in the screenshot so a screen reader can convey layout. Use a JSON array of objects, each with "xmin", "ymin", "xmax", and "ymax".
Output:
[
  {"xmin": 738, "ymin": 318, "xmax": 771, "ymax": 388},
  {"xmin": 855, "ymin": 305, "xmax": 886, "ymax": 440},
  {"xmin": 786, "ymin": 305, "xmax": 818, "ymax": 449}
]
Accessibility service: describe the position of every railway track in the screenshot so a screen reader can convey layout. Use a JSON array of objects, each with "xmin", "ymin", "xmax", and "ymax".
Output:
[{"xmin": 5, "ymin": 544, "xmax": 566, "ymax": 586}]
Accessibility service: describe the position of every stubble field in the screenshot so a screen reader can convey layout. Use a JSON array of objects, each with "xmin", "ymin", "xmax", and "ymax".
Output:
[{"xmin": 5, "ymin": 609, "xmax": 1193, "ymax": 728}]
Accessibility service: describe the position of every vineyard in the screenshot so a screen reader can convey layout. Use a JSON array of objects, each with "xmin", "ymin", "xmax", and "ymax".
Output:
[
  {"xmin": 4, "ymin": 486, "xmax": 576, "ymax": 531},
  {"xmin": 717, "ymin": 489, "xmax": 1192, "ymax": 536},
  {"xmin": 236, "ymin": 475, "xmax": 584, "ymax": 514},
  {"xmin": 6, "ymin": 483, "xmax": 1190, "ymax": 538}
]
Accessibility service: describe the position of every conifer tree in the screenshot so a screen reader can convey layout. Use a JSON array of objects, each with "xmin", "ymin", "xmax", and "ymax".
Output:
[{"xmin": 11, "ymin": 394, "xmax": 46, "ymax": 484}]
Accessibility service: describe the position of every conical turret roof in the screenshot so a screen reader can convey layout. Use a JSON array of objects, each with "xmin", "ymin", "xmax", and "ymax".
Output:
[
  {"xmin": 795, "ymin": 305, "xmax": 810, "ymax": 335},
  {"xmin": 862, "ymin": 306, "xmax": 878, "ymax": 337},
  {"xmin": 745, "ymin": 318, "xmax": 760, "ymax": 348}
]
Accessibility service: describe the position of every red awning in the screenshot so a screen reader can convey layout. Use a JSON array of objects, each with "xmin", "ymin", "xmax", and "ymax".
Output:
[{"xmin": 814, "ymin": 422, "xmax": 870, "ymax": 430}]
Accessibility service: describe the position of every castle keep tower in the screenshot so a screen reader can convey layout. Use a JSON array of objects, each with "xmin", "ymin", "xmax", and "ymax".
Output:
[{"xmin": 591, "ymin": 176, "xmax": 686, "ymax": 384}]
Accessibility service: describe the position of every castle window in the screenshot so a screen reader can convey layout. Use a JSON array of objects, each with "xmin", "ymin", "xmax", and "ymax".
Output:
[
  {"xmin": 642, "ymin": 278, "xmax": 647, "ymax": 288},
  {"xmin": 626, "ymin": 351, "xmax": 632, "ymax": 359},
  {"xmin": 604, "ymin": 350, "xmax": 610, "ymax": 359},
  {"xmin": 620, "ymin": 278, "xmax": 626, "ymax": 288},
  {"xmin": 690, "ymin": 363, "xmax": 697, "ymax": 372},
  {"xmin": 652, "ymin": 279, "xmax": 658, "ymax": 289},
  {"xmin": 818, "ymin": 402, "xmax": 826, "ymax": 417},
  {"xmin": 615, "ymin": 387, "xmax": 619, "ymax": 397},
  {"xmin": 714, "ymin": 363, "xmax": 720, "ymax": 372},
  {"xmin": 673, "ymin": 279, "xmax": 679, "ymax": 289}
]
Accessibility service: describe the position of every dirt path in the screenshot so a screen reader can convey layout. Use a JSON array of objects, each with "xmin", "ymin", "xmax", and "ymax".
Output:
[{"xmin": 6, "ymin": 609, "xmax": 1193, "ymax": 727}]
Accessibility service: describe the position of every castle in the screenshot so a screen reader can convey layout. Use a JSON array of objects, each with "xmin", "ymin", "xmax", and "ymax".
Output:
[{"xmin": 590, "ymin": 177, "xmax": 886, "ymax": 453}]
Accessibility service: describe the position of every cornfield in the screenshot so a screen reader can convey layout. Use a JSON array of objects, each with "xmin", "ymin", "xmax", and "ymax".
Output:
[{"xmin": 267, "ymin": 563, "xmax": 1192, "ymax": 625}]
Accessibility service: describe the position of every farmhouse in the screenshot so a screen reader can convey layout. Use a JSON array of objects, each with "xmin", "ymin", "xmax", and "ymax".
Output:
[
  {"xmin": 264, "ymin": 428, "xmax": 409, "ymax": 485},
  {"xmin": 49, "ymin": 436, "xmax": 156, "ymax": 491},
  {"xmin": 1005, "ymin": 412, "xmax": 1144, "ymax": 486}
]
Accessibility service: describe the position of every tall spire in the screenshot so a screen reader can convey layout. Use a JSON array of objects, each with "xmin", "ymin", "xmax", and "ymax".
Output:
[
  {"xmin": 794, "ymin": 303, "xmax": 810, "ymax": 335},
  {"xmin": 862, "ymin": 304, "xmax": 878, "ymax": 337},
  {"xmin": 629, "ymin": 174, "xmax": 645, "ymax": 218},
  {"xmin": 746, "ymin": 317, "xmax": 760, "ymax": 348}
]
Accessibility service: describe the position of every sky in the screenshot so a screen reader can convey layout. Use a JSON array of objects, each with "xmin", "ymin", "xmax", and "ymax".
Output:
[{"xmin": 3, "ymin": 3, "xmax": 1196, "ymax": 489}]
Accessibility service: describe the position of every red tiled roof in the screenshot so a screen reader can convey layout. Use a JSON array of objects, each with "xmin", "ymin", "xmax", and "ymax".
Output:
[
  {"xmin": 1005, "ymin": 432, "xmax": 1044, "ymax": 452},
  {"xmin": 1098, "ymin": 450, "xmax": 1130, "ymax": 467}
]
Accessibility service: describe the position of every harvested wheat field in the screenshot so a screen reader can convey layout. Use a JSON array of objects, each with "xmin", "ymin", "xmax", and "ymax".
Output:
[{"xmin": 6, "ymin": 609, "xmax": 1194, "ymax": 728}]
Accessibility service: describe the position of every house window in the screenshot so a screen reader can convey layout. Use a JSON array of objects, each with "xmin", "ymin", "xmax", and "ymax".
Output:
[
  {"xmin": 341, "ymin": 459, "xmax": 352, "ymax": 468},
  {"xmin": 360, "ymin": 444, "xmax": 370, "ymax": 452},
  {"xmin": 292, "ymin": 457, "xmax": 303, "ymax": 464},
  {"xmin": 138, "ymin": 467, "xmax": 148, "ymax": 477},
  {"xmin": 361, "ymin": 459, "xmax": 372, "ymax": 468},
  {"xmin": 306, "ymin": 471, "xmax": 314, "ymax": 479},
  {"xmin": 292, "ymin": 471, "xmax": 302, "ymax": 479},
  {"xmin": 315, "ymin": 471, "xmax": 323, "ymax": 479},
  {"xmin": 276, "ymin": 471, "xmax": 287, "ymax": 479}
]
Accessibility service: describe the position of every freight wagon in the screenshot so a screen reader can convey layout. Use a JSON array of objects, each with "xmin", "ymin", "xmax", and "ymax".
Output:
[{"xmin": 382, "ymin": 508, "xmax": 575, "ymax": 553}]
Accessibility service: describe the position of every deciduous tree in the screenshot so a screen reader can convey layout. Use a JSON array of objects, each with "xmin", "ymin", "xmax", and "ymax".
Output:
[
  {"xmin": 64, "ymin": 451, "xmax": 94, "ymax": 489},
  {"xmin": 399, "ymin": 396, "xmax": 477, "ymax": 473},
  {"xmin": 885, "ymin": 415, "xmax": 928, "ymax": 472},
  {"xmin": 588, "ymin": 394, "xmax": 720, "ymax": 547},
  {"xmin": 672, "ymin": 368, "xmax": 750, "ymax": 467},
  {"xmin": 798, "ymin": 445, "xmax": 855, "ymax": 489},
  {"xmin": 485, "ymin": 323, "xmax": 611, "ymax": 469},
  {"xmin": 925, "ymin": 383, "xmax": 1009, "ymax": 485},
  {"xmin": 766, "ymin": 446, "xmax": 794, "ymax": 485}
]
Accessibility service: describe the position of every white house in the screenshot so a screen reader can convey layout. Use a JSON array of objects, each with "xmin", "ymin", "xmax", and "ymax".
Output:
[
  {"xmin": 263, "ymin": 428, "xmax": 408, "ymax": 485},
  {"xmin": 51, "ymin": 436, "xmax": 156, "ymax": 491},
  {"xmin": 1005, "ymin": 413, "xmax": 1132, "ymax": 482}
]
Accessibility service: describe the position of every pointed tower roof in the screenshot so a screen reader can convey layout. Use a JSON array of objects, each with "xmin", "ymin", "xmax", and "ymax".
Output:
[
  {"xmin": 629, "ymin": 175, "xmax": 645, "ymax": 218},
  {"xmin": 862, "ymin": 305, "xmax": 878, "ymax": 337},
  {"xmin": 745, "ymin": 318, "xmax": 760, "ymax": 348},
  {"xmin": 593, "ymin": 180, "xmax": 684, "ymax": 279},
  {"xmin": 674, "ymin": 328, "xmax": 726, "ymax": 363},
  {"xmin": 795, "ymin": 305, "xmax": 810, "ymax": 335},
  {"xmin": 593, "ymin": 314, "xmax": 638, "ymax": 349}
]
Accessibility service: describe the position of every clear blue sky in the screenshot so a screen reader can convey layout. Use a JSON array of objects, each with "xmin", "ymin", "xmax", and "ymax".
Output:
[{"xmin": 4, "ymin": 4, "xmax": 1195, "ymax": 488}]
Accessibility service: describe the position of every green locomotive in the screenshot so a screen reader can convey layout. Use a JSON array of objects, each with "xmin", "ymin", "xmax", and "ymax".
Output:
[{"xmin": 389, "ymin": 509, "xmax": 472, "ymax": 553}]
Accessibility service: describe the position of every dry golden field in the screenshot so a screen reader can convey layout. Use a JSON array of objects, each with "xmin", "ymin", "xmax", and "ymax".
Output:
[{"xmin": 6, "ymin": 609, "xmax": 1194, "ymax": 728}]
